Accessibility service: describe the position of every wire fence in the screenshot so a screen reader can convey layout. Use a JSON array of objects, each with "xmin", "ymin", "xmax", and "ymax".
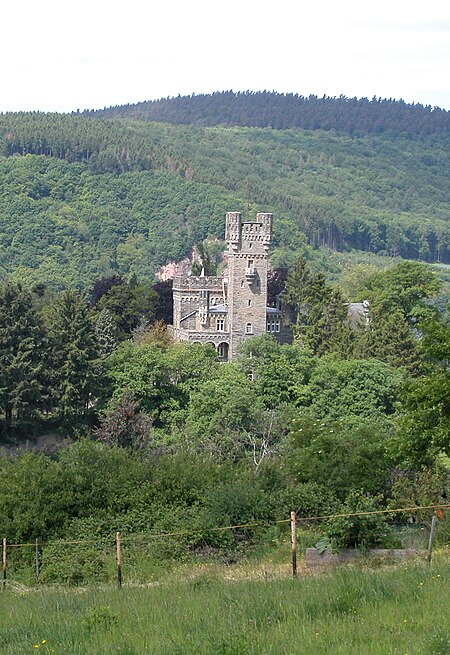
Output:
[{"xmin": 2, "ymin": 504, "xmax": 449, "ymax": 589}]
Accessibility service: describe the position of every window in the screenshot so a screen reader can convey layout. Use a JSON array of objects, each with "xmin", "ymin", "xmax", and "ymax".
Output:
[
  {"xmin": 267, "ymin": 320, "xmax": 281, "ymax": 333},
  {"xmin": 241, "ymin": 280, "xmax": 244, "ymax": 288},
  {"xmin": 217, "ymin": 342, "xmax": 229, "ymax": 360},
  {"xmin": 246, "ymin": 322, "xmax": 253, "ymax": 334},
  {"xmin": 248, "ymin": 299, "xmax": 252, "ymax": 307},
  {"xmin": 248, "ymin": 259, "xmax": 254, "ymax": 268},
  {"xmin": 216, "ymin": 319, "xmax": 224, "ymax": 331}
]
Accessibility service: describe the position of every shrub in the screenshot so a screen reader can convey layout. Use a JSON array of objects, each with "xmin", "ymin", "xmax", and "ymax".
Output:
[
  {"xmin": 40, "ymin": 540, "xmax": 109, "ymax": 585},
  {"xmin": 323, "ymin": 490, "xmax": 390, "ymax": 552}
]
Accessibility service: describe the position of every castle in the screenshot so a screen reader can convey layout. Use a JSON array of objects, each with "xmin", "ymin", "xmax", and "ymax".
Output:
[{"xmin": 170, "ymin": 211, "xmax": 291, "ymax": 360}]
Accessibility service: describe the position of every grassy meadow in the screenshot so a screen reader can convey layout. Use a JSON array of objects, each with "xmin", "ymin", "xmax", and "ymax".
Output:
[{"xmin": 1, "ymin": 553, "xmax": 449, "ymax": 655}]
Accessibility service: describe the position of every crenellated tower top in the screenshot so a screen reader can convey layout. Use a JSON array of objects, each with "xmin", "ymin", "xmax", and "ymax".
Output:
[{"xmin": 225, "ymin": 212, "xmax": 273, "ymax": 252}]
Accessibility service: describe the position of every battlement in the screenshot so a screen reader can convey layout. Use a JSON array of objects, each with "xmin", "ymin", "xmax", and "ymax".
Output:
[
  {"xmin": 173, "ymin": 275, "xmax": 224, "ymax": 290},
  {"xmin": 225, "ymin": 212, "xmax": 272, "ymax": 248}
]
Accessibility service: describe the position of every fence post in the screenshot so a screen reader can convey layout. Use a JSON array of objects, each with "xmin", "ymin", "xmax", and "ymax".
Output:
[
  {"xmin": 35, "ymin": 539, "xmax": 40, "ymax": 583},
  {"xmin": 426, "ymin": 515, "xmax": 438, "ymax": 565},
  {"xmin": 2, "ymin": 538, "xmax": 6, "ymax": 591},
  {"xmin": 291, "ymin": 511, "xmax": 297, "ymax": 577},
  {"xmin": 116, "ymin": 532, "xmax": 122, "ymax": 588}
]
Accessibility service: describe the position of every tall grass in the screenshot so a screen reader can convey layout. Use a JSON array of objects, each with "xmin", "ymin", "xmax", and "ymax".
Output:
[{"xmin": 1, "ymin": 559, "xmax": 448, "ymax": 655}]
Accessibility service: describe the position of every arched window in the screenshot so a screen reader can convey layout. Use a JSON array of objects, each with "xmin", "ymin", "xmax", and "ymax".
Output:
[
  {"xmin": 246, "ymin": 322, "xmax": 253, "ymax": 334},
  {"xmin": 217, "ymin": 342, "xmax": 229, "ymax": 361}
]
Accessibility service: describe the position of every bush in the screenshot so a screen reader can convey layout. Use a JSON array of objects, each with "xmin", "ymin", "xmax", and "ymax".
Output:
[
  {"xmin": 40, "ymin": 540, "xmax": 109, "ymax": 585},
  {"xmin": 323, "ymin": 491, "xmax": 391, "ymax": 552}
]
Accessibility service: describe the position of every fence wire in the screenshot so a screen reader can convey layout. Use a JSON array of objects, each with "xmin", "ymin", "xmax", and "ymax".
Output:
[{"xmin": 2, "ymin": 503, "xmax": 448, "ymax": 588}]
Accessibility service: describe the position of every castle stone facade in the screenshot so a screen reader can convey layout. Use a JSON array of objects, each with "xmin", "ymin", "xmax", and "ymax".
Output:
[{"xmin": 170, "ymin": 211, "xmax": 291, "ymax": 360}]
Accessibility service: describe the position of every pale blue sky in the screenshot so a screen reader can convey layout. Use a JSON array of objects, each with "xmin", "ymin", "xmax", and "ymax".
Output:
[{"xmin": 2, "ymin": 0, "xmax": 449, "ymax": 112}]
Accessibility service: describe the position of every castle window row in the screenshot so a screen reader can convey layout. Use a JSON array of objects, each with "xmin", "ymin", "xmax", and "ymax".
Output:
[{"xmin": 267, "ymin": 320, "xmax": 280, "ymax": 333}]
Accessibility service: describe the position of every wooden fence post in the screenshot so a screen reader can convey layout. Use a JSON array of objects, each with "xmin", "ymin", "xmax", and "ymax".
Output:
[
  {"xmin": 291, "ymin": 512, "xmax": 297, "ymax": 577},
  {"xmin": 426, "ymin": 515, "xmax": 438, "ymax": 565},
  {"xmin": 35, "ymin": 539, "xmax": 40, "ymax": 583},
  {"xmin": 116, "ymin": 532, "xmax": 122, "ymax": 588},
  {"xmin": 2, "ymin": 538, "xmax": 6, "ymax": 591}
]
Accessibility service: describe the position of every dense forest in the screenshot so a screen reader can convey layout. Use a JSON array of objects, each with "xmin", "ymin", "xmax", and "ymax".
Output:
[
  {"xmin": 0, "ymin": 109, "xmax": 449, "ymax": 292},
  {"xmin": 0, "ymin": 94, "xmax": 449, "ymax": 578},
  {"xmin": 82, "ymin": 91, "xmax": 450, "ymax": 139},
  {"xmin": 0, "ymin": 258, "xmax": 449, "ymax": 579}
]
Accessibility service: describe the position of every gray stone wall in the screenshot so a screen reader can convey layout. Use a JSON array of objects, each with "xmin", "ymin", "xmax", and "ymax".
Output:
[
  {"xmin": 170, "ymin": 211, "xmax": 291, "ymax": 360},
  {"xmin": 227, "ymin": 212, "xmax": 272, "ymax": 359}
]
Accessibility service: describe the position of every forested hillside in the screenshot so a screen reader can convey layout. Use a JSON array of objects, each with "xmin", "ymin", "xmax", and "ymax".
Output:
[
  {"xmin": 0, "ymin": 110, "xmax": 449, "ymax": 289},
  {"xmin": 83, "ymin": 91, "xmax": 450, "ymax": 138},
  {"xmin": 0, "ymin": 101, "xmax": 448, "ymax": 575},
  {"xmin": 1, "ymin": 257, "xmax": 449, "ymax": 579}
]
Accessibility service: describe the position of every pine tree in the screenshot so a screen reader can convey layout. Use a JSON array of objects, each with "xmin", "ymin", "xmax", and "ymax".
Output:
[
  {"xmin": 354, "ymin": 307, "xmax": 421, "ymax": 374},
  {"xmin": 285, "ymin": 258, "xmax": 349, "ymax": 355},
  {"xmin": 45, "ymin": 290, "xmax": 101, "ymax": 426},
  {"xmin": 95, "ymin": 308, "xmax": 117, "ymax": 358},
  {"xmin": 0, "ymin": 283, "xmax": 47, "ymax": 426}
]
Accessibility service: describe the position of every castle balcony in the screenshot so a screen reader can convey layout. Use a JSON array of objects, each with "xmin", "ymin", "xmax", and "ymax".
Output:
[{"xmin": 245, "ymin": 267, "xmax": 257, "ymax": 281}]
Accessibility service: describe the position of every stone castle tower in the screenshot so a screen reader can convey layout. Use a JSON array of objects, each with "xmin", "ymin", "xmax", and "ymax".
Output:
[
  {"xmin": 226, "ymin": 211, "xmax": 272, "ymax": 359},
  {"xmin": 170, "ymin": 211, "xmax": 290, "ymax": 360}
]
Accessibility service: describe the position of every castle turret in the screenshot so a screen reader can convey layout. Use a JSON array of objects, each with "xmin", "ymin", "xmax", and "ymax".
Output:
[{"xmin": 226, "ymin": 211, "xmax": 273, "ymax": 359}]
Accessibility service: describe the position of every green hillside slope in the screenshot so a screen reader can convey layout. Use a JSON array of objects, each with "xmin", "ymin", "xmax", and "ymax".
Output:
[
  {"xmin": 0, "ymin": 113, "xmax": 449, "ymax": 289},
  {"xmin": 83, "ymin": 90, "xmax": 450, "ymax": 138}
]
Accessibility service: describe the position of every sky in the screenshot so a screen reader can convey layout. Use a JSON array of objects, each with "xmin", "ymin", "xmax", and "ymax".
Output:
[{"xmin": 1, "ymin": 0, "xmax": 449, "ymax": 113}]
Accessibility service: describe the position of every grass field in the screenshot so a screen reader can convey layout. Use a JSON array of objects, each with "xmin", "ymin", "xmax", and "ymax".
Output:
[{"xmin": 1, "ymin": 552, "xmax": 449, "ymax": 655}]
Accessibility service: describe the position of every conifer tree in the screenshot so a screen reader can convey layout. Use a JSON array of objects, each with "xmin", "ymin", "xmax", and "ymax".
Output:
[
  {"xmin": 95, "ymin": 308, "xmax": 117, "ymax": 358},
  {"xmin": 285, "ymin": 258, "xmax": 349, "ymax": 355},
  {"xmin": 45, "ymin": 290, "xmax": 101, "ymax": 426},
  {"xmin": 0, "ymin": 282, "xmax": 47, "ymax": 425},
  {"xmin": 354, "ymin": 307, "xmax": 421, "ymax": 374}
]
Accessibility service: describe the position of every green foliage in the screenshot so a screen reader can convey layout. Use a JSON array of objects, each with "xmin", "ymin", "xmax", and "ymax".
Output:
[
  {"xmin": 323, "ymin": 491, "xmax": 390, "ymax": 551},
  {"xmin": 88, "ymin": 91, "xmax": 450, "ymax": 138},
  {"xmin": 95, "ymin": 308, "xmax": 117, "ymax": 357},
  {"xmin": 358, "ymin": 260, "xmax": 441, "ymax": 316},
  {"xmin": 96, "ymin": 277, "xmax": 158, "ymax": 341},
  {"xmin": 185, "ymin": 364, "xmax": 263, "ymax": 459},
  {"xmin": 44, "ymin": 290, "xmax": 102, "ymax": 426},
  {"xmin": 388, "ymin": 466, "xmax": 447, "ymax": 523},
  {"xmin": 298, "ymin": 355, "xmax": 404, "ymax": 421},
  {"xmin": 0, "ymin": 452, "xmax": 70, "ymax": 541},
  {"xmin": 191, "ymin": 239, "xmax": 224, "ymax": 276},
  {"xmin": 393, "ymin": 316, "xmax": 450, "ymax": 465},
  {"xmin": 0, "ymin": 113, "xmax": 449, "ymax": 293},
  {"xmin": 287, "ymin": 418, "xmax": 393, "ymax": 499},
  {"xmin": 238, "ymin": 335, "xmax": 313, "ymax": 408},
  {"xmin": 82, "ymin": 605, "xmax": 119, "ymax": 632},
  {"xmin": 285, "ymin": 257, "xmax": 353, "ymax": 355},
  {"xmin": 40, "ymin": 541, "xmax": 109, "ymax": 585},
  {"xmin": 0, "ymin": 282, "xmax": 47, "ymax": 427},
  {"xmin": 107, "ymin": 340, "xmax": 218, "ymax": 429},
  {"xmin": 353, "ymin": 307, "xmax": 421, "ymax": 374}
]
